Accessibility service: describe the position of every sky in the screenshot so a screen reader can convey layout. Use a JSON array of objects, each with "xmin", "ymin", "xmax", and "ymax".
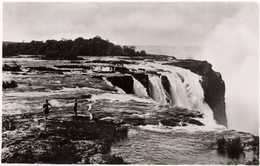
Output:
[
  {"xmin": 2, "ymin": 2, "xmax": 254, "ymax": 45},
  {"xmin": 3, "ymin": 2, "xmax": 259, "ymax": 135}
]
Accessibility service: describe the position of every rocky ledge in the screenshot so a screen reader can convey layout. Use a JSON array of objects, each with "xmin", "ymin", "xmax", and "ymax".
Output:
[{"xmin": 2, "ymin": 111, "xmax": 127, "ymax": 164}]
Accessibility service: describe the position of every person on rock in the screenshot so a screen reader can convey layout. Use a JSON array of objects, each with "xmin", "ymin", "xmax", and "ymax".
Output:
[
  {"xmin": 73, "ymin": 99, "xmax": 78, "ymax": 116},
  {"xmin": 87, "ymin": 100, "xmax": 93, "ymax": 120},
  {"xmin": 43, "ymin": 99, "xmax": 52, "ymax": 119}
]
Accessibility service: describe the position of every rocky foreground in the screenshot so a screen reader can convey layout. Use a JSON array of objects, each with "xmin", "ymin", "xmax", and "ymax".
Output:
[
  {"xmin": 2, "ymin": 106, "xmax": 259, "ymax": 164},
  {"xmin": 2, "ymin": 111, "xmax": 127, "ymax": 164}
]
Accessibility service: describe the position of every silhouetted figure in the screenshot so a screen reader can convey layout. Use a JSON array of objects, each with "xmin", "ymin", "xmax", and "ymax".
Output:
[
  {"xmin": 87, "ymin": 100, "xmax": 93, "ymax": 120},
  {"xmin": 43, "ymin": 99, "xmax": 51, "ymax": 119},
  {"xmin": 73, "ymin": 99, "xmax": 78, "ymax": 116}
]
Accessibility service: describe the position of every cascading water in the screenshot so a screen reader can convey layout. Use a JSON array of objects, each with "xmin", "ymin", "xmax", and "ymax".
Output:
[
  {"xmin": 164, "ymin": 72, "xmax": 191, "ymax": 108},
  {"xmin": 148, "ymin": 74, "xmax": 168, "ymax": 104},
  {"xmin": 162, "ymin": 66, "xmax": 217, "ymax": 127},
  {"xmin": 132, "ymin": 76, "xmax": 149, "ymax": 98}
]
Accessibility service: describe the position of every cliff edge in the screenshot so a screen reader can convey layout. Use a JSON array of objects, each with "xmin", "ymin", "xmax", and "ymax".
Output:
[{"xmin": 164, "ymin": 59, "xmax": 227, "ymax": 127}]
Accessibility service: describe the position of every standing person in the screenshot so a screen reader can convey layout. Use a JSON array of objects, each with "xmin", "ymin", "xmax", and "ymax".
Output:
[
  {"xmin": 73, "ymin": 99, "xmax": 78, "ymax": 116},
  {"xmin": 87, "ymin": 100, "xmax": 93, "ymax": 120},
  {"xmin": 43, "ymin": 99, "xmax": 51, "ymax": 119}
]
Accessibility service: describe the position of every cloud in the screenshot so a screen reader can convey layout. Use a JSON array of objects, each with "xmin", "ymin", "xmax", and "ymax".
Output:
[{"xmin": 3, "ymin": 2, "xmax": 243, "ymax": 45}]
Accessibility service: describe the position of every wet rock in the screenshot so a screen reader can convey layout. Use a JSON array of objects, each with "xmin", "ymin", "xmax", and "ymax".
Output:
[
  {"xmin": 2, "ymin": 117, "xmax": 16, "ymax": 131},
  {"xmin": 88, "ymin": 153, "xmax": 124, "ymax": 164},
  {"xmin": 226, "ymin": 136, "xmax": 244, "ymax": 158},
  {"xmin": 28, "ymin": 67, "xmax": 70, "ymax": 74},
  {"xmin": 160, "ymin": 119, "xmax": 180, "ymax": 127},
  {"xmin": 187, "ymin": 119, "xmax": 204, "ymax": 126},
  {"xmin": 3, "ymin": 80, "xmax": 18, "ymax": 89},
  {"xmin": 107, "ymin": 76, "xmax": 133, "ymax": 94},
  {"xmin": 110, "ymin": 60, "xmax": 137, "ymax": 65},
  {"xmin": 114, "ymin": 66, "xmax": 130, "ymax": 74},
  {"xmin": 3, "ymin": 64, "xmax": 22, "ymax": 71},
  {"xmin": 54, "ymin": 65, "xmax": 91, "ymax": 69},
  {"xmin": 2, "ymin": 111, "xmax": 127, "ymax": 164},
  {"xmin": 216, "ymin": 135, "xmax": 246, "ymax": 159},
  {"xmin": 216, "ymin": 135, "xmax": 226, "ymax": 153},
  {"xmin": 38, "ymin": 132, "xmax": 51, "ymax": 139},
  {"xmin": 161, "ymin": 75, "xmax": 171, "ymax": 94},
  {"xmin": 89, "ymin": 153, "xmax": 104, "ymax": 164}
]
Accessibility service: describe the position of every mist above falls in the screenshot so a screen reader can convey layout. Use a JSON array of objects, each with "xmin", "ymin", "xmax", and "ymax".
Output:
[{"xmin": 197, "ymin": 6, "xmax": 259, "ymax": 135}]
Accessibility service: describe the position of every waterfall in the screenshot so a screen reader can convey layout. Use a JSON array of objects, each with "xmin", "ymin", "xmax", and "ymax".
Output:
[
  {"xmin": 164, "ymin": 72, "xmax": 191, "ymax": 108},
  {"xmin": 148, "ymin": 74, "xmax": 168, "ymax": 104},
  {"xmin": 163, "ymin": 66, "xmax": 217, "ymax": 127},
  {"xmin": 132, "ymin": 76, "xmax": 149, "ymax": 98}
]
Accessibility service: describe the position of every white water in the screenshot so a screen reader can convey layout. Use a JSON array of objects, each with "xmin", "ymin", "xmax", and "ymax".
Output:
[
  {"xmin": 148, "ymin": 75, "xmax": 168, "ymax": 104},
  {"xmin": 138, "ymin": 123, "xmax": 226, "ymax": 134},
  {"xmin": 146, "ymin": 64, "xmax": 217, "ymax": 127},
  {"xmin": 168, "ymin": 68, "xmax": 217, "ymax": 127},
  {"xmin": 164, "ymin": 72, "xmax": 191, "ymax": 108},
  {"xmin": 91, "ymin": 93, "xmax": 156, "ymax": 103},
  {"xmin": 132, "ymin": 76, "xmax": 149, "ymax": 98}
]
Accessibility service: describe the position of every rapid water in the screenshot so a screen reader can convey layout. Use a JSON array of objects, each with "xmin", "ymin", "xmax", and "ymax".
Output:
[
  {"xmin": 111, "ymin": 127, "xmax": 253, "ymax": 165},
  {"xmin": 132, "ymin": 76, "xmax": 149, "ymax": 98},
  {"xmin": 163, "ymin": 68, "xmax": 217, "ymax": 127},
  {"xmin": 148, "ymin": 74, "xmax": 168, "ymax": 104}
]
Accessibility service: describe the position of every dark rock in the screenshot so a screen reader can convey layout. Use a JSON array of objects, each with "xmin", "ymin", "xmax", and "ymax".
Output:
[
  {"xmin": 178, "ymin": 109, "xmax": 203, "ymax": 118},
  {"xmin": 110, "ymin": 60, "xmax": 137, "ymax": 65},
  {"xmin": 161, "ymin": 75, "xmax": 171, "ymax": 94},
  {"xmin": 70, "ymin": 61, "xmax": 81, "ymax": 64},
  {"xmin": 188, "ymin": 119, "xmax": 204, "ymax": 126},
  {"xmin": 3, "ymin": 80, "xmax": 18, "ymax": 89},
  {"xmin": 54, "ymin": 65, "xmax": 91, "ymax": 69},
  {"xmin": 28, "ymin": 67, "xmax": 70, "ymax": 74},
  {"xmin": 2, "ymin": 111, "xmax": 128, "ymax": 164},
  {"xmin": 92, "ymin": 75, "xmax": 103, "ymax": 80},
  {"xmin": 216, "ymin": 135, "xmax": 226, "ymax": 153},
  {"xmin": 226, "ymin": 136, "xmax": 244, "ymax": 158},
  {"xmin": 147, "ymin": 71, "xmax": 161, "ymax": 76},
  {"xmin": 107, "ymin": 76, "xmax": 133, "ymax": 94},
  {"xmin": 38, "ymin": 132, "xmax": 51, "ymax": 139},
  {"xmin": 89, "ymin": 153, "xmax": 104, "ymax": 164},
  {"xmin": 160, "ymin": 119, "xmax": 180, "ymax": 127},
  {"xmin": 88, "ymin": 153, "xmax": 124, "ymax": 164},
  {"xmin": 202, "ymin": 71, "xmax": 226, "ymax": 127},
  {"xmin": 81, "ymin": 94, "xmax": 92, "ymax": 99},
  {"xmin": 216, "ymin": 135, "xmax": 245, "ymax": 159},
  {"xmin": 3, "ymin": 64, "xmax": 22, "ymax": 71},
  {"xmin": 2, "ymin": 117, "xmax": 16, "ymax": 131},
  {"xmin": 122, "ymin": 117, "xmax": 146, "ymax": 126},
  {"xmin": 114, "ymin": 66, "xmax": 130, "ymax": 74}
]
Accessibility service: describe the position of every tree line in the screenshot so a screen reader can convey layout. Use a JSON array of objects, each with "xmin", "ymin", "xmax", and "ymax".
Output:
[{"xmin": 3, "ymin": 36, "xmax": 147, "ymax": 60}]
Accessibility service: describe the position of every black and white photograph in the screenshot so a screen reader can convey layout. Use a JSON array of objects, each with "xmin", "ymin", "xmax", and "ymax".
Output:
[{"xmin": 2, "ymin": 1, "xmax": 259, "ymax": 164}]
